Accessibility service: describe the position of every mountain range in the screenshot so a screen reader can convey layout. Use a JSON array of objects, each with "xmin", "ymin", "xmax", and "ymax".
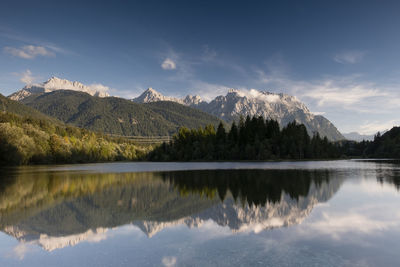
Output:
[
  {"xmin": 9, "ymin": 77, "xmax": 344, "ymax": 140},
  {"xmin": 133, "ymin": 88, "xmax": 344, "ymax": 141}
]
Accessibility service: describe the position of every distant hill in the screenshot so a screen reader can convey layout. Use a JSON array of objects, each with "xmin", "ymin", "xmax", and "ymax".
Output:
[
  {"xmin": 22, "ymin": 90, "xmax": 221, "ymax": 136},
  {"xmin": 343, "ymin": 132, "xmax": 375, "ymax": 141}
]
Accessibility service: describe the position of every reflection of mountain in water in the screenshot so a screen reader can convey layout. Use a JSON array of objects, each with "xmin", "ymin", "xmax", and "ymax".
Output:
[
  {"xmin": 0, "ymin": 168, "xmax": 342, "ymax": 251},
  {"xmin": 136, "ymin": 170, "xmax": 343, "ymax": 236}
]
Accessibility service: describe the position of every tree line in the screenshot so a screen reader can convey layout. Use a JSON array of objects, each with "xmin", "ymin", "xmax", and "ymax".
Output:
[
  {"xmin": 148, "ymin": 116, "xmax": 341, "ymax": 161},
  {"xmin": 2, "ymin": 111, "xmax": 400, "ymax": 166},
  {"xmin": 341, "ymin": 127, "xmax": 400, "ymax": 158}
]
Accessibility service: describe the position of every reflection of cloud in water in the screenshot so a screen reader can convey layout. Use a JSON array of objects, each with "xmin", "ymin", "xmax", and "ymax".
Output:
[
  {"xmin": 359, "ymin": 179, "xmax": 399, "ymax": 195},
  {"xmin": 10, "ymin": 242, "xmax": 35, "ymax": 260},
  {"xmin": 293, "ymin": 179, "xmax": 400, "ymax": 243},
  {"xmin": 306, "ymin": 212, "xmax": 400, "ymax": 240},
  {"xmin": 162, "ymin": 256, "xmax": 177, "ymax": 267}
]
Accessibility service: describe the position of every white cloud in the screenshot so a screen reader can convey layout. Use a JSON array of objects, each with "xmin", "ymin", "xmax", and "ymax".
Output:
[
  {"xmin": 302, "ymin": 82, "xmax": 388, "ymax": 107},
  {"xmin": 161, "ymin": 58, "xmax": 176, "ymax": 70},
  {"xmin": 162, "ymin": 256, "xmax": 177, "ymax": 267},
  {"xmin": 4, "ymin": 45, "xmax": 55, "ymax": 59},
  {"xmin": 88, "ymin": 83, "xmax": 111, "ymax": 93},
  {"xmin": 18, "ymin": 69, "xmax": 36, "ymax": 84},
  {"xmin": 334, "ymin": 50, "xmax": 366, "ymax": 64},
  {"xmin": 236, "ymin": 88, "xmax": 280, "ymax": 103}
]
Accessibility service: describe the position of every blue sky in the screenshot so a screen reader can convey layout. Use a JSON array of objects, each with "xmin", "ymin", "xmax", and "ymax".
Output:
[{"xmin": 1, "ymin": 0, "xmax": 400, "ymax": 134}]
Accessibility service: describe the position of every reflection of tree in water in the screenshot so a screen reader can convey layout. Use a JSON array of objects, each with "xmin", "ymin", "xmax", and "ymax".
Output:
[
  {"xmin": 376, "ymin": 168, "xmax": 400, "ymax": 190},
  {"xmin": 161, "ymin": 169, "xmax": 332, "ymax": 207}
]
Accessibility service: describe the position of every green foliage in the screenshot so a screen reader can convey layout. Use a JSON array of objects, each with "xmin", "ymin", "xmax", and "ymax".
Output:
[
  {"xmin": 0, "ymin": 112, "xmax": 149, "ymax": 166},
  {"xmin": 23, "ymin": 90, "xmax": 221, "ymax": 136},
  {"xmin": 149, "ymin": 116, "xmax": 341, "ymax": 161}
]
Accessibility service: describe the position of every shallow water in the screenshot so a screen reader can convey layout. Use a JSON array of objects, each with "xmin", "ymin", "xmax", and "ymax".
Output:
[{"xmin": 0, "ymin": 160, "xmax": 399, "ymax": 266}]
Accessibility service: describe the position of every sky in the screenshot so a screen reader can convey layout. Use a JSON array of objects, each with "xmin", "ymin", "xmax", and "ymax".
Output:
[{"xmin": 1, "ymin": 0, "xmax": 400, "ymax": 134}]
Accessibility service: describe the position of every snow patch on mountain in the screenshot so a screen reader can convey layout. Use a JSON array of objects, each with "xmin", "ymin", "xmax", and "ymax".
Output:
[
  {"xmin": 9, "ymin": 77, "xmax": 110, "ymax": 101},
  {"xmin": 132, "ymin": 88, "xmax": 184, "ymax": 104}
]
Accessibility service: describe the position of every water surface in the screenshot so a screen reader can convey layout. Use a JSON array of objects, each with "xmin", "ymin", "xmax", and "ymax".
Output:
[{"xmin": 0, "ymin": 160, "xmax": 399, "ymax": 266}]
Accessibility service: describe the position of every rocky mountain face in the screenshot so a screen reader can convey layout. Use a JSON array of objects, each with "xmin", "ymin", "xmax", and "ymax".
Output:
[
  {"xmin": 133, "ymin": 88, "xmax": 344, "ymax": 141},
  {"xmin": 8, "ymin": 77, "xmax": 109, "ymax": 101}
]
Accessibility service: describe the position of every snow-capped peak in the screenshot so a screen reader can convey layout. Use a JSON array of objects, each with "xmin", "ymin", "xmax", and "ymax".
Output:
[
  {"xmin": 9, "ymin": 77, "xmax": 109, "ymax": 101},
  {"xmin": 41, "ymin": 76, "xmax": 86, "ymax": 91},
  {"xmin": 132, "ymin": 87, "xmax": 184, "ymax": 104}
]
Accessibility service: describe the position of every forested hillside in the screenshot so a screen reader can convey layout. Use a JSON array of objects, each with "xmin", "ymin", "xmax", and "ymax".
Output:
[
  {"xmin": 0, "ymin": 94, "xmax": 59, "ymax": 123},
  {"xmin": 22, "ymin": 90, "xmax": 221, "ymax": 136},
  {"xmin": 0, "ymin": 111, "xmax": 149, "ymax": 166},
  {"xmin": 364, "ymin": 127, "xmax": 400, "ymax": 158}
]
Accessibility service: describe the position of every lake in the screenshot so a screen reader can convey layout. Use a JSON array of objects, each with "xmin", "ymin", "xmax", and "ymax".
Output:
[{"xmin": 0, "ymin": 160, "xmax": 399, "ymax": 266}]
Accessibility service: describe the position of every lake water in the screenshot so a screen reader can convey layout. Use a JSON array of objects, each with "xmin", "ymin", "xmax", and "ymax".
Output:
[{"xmin": 0, "ymin": 160, "xmax": 399, "ymax": 266}]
